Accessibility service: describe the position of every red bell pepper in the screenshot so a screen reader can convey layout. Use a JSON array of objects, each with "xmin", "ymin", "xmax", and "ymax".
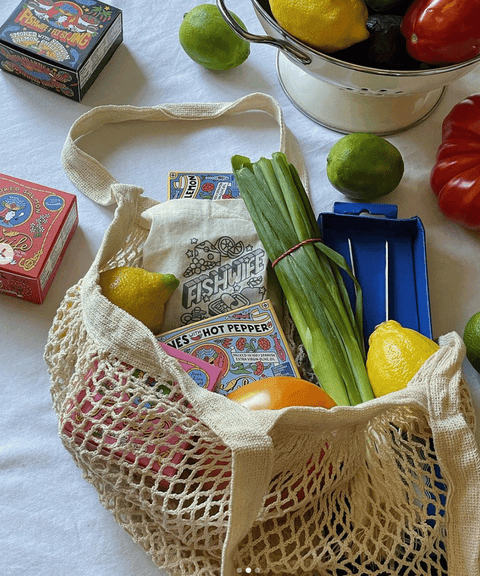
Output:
[
  {"xmin": 430, "ymin": 95, "xmax": 480, "ymax": 229},
  {"xmin": 400, "ymin": 0, "xmax": 480, "ymax": 65}
]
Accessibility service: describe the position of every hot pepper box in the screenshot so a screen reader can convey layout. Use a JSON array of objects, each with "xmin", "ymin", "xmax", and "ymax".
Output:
[
  {"xmin": 0, "ymin": 173, "xmax": 78, "ymax": 304},
  {"xmin": 0, "ymin": 1, "xmax": 122, "ymax": 101}
]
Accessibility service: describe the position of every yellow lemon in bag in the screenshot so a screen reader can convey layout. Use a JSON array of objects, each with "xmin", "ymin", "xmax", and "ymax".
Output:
[
  {"xmin": 99, "ymin": 266, "xmax": 179, "ymax": 334},
  {"xmin": 269, "ymin": 0, "xmax": 369, "ymax": 53},
  {"xmin": 366, "ymin": 320, "xmax": 439, "ymax": 397}
]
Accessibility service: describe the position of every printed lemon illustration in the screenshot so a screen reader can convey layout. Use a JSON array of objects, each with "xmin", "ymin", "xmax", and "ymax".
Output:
[
  {"xmin": 269, "ymin": 0, "xmax": 369, "ymax": 53},
  {"xmin": 327, "ymin": 133, "xmax": 404, "ymax": 200},
  {"xmin": 463, "ymin": 311, "xmax": 480, "ymax": 372},
  {"xmin": 179, "ymin": 4, "xmax": 250, "ymax": 71},
  {"xmin": 99, "ymin": 266, "xmax": 179, "ymax": 334},
  {"xmin": 366, "ymin": 320, "xmax": 439, "ymax": 397}
]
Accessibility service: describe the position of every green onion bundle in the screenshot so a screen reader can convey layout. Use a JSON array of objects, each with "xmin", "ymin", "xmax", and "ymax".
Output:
[{"xmin": 231, "ymin": 152, "xmax": 374, "ymax": 406}]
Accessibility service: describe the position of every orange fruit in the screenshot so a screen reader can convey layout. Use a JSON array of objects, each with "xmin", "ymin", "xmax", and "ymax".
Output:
[{"xmin": 228, "ymin": 376, "xmax": 336, "ymax": 410}]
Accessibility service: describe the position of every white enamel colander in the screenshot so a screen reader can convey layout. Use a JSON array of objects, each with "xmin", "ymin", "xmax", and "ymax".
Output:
[{"xmin": 217, "ymin": 0, "xmax": 480, "ymax": 135}]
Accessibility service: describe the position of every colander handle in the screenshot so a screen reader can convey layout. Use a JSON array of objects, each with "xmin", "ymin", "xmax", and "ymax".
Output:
[{"xmin": 216, "ymin": 0, "xmax": 312, "ymax": 66}]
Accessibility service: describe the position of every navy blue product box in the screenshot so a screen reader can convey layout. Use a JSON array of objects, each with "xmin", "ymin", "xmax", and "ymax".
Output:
[
  {"xmin": 0, "ymin": 1, "xmax": 122, "ymax": 101},
  {"xmin": 317, "ymin": 202, "xmax": 433, "ymax": 348}
]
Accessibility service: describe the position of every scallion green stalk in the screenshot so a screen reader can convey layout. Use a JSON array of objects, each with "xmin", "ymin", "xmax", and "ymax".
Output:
[{"xmin": 231, "ymin": 152, "xmax": 374, "ymax": 406}]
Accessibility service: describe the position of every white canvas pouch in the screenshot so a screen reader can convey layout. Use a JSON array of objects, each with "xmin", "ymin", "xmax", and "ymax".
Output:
[{"xmin": 141, "ymin": 198, "xmax": 272, "ymax": 331}]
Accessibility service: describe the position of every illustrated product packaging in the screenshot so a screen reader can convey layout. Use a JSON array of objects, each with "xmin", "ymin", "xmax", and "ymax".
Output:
[
  {"xmin": 141, "ymin": 198, "xmax": 282, "ymax": 332},
  {"xmin": 0, "ymin": 0, "xmax": 122, "ymax": 101},
  {"xmin": 156, "ymin": 300, "xmax": 300, "ymax": 395},
  {"xmin": 142, "ymin": 341, "xmax": 222, "ymax": 392},
  {"xmin": 168, "ymin": 172, "xmax": 241, "ymax": 200},
  {"xmin": 0, "ymin": 173, "xmax": 78, "ymax": 303}
]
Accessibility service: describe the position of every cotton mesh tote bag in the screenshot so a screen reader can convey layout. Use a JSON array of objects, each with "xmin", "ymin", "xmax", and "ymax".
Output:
[{"xmin": 45, "ymin": 92, "xmax": 480, "ymax": 576}]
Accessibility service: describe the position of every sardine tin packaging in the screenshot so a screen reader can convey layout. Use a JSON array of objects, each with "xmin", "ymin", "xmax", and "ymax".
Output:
[
  {"xmin": 0, "ymin": 1, "xmax": 122, "ymax": 101},
  {"xmin": 0, "ymin": 173, "xmax": 78, "ymax": 303},
  {"xmin": 156, "ymin": 300, "xmax": 300, "ymax": 396},
  {"xmin": 168, "ymin": 172, "xmax": 241, "ymax": 200}
]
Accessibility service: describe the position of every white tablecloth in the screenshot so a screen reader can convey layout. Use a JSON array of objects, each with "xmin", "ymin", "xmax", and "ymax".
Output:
[{"xmin": 1, "ymin": 1, "xmax": 480, "ymax": 574}]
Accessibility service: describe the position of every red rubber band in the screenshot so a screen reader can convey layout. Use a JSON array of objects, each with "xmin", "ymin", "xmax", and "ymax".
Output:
[{"xmin": 271, "ymin": 237, "xmax": 323, "ymax": 268}]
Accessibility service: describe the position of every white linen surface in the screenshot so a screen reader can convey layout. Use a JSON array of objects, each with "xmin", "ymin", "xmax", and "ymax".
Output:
[{"xmin": 1, "ymin": 1, "xmax": 480, "ymax": 574}]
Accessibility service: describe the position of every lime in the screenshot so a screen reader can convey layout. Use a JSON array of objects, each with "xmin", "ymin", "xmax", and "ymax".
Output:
[
  {"xmin": 269, "ymin": 0, "xmax": 369, "ymax": 53},
  {"xmin": 99, "ymin": 266, "xmax": 179, "ymax": 333},
  {"xmin": 463, "ymin": 311, "xmax": 480, "ymax": 372},
  {"xmin": 326, "ymin": 132, "xmax": 405, "ymax": 200},
  {"xmin": 179, "ymin": 4, "xmax": 250, "ymax": 71}
]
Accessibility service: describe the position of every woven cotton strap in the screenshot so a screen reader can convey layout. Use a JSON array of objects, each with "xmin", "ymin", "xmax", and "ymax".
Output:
[{"xmin": 61, "ymin": 92, "xmax": 309, "ymax": 206}]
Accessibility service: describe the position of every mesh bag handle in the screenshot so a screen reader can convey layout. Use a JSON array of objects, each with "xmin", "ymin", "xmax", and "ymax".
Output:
[{"xmin": 61, "ymin": 92, "xmax": 309, "ymax": 207}]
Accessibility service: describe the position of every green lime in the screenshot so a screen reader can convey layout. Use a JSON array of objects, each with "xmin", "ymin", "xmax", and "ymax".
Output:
[
  {"xmin": 179, "ymin": 4, "xmax": 250, "ymax": 71},
  {"xmin": 326, "ymin": 132, "xmax": 404, "ymax": 201},
  {"xmin": 463, "ymin": 311, "xmax": 480, "ymax": 372}
]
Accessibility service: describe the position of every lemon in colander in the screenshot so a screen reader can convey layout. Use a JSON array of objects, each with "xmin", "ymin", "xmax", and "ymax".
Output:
[{"xmin": 269, "ymin": 0, "xmax": 369, "ymax": 53}]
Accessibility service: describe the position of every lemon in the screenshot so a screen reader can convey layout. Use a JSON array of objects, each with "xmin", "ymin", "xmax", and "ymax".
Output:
[
  {"xmin": 269, "ymin": 0, "xmax": 369, "ymax": 53},
  {"xmin": 463, "ymin": 311, "xmax": 480, "ymax": 372},
  {"xmin": 326, "ymin": 133, "xmax": 404, "ymax": 201},
  {"xmin": 179, "ymin": 4, "xmax": 250, "ymax": 71},
  {"xmin": 366, "ymin": 320, "xmax": 439, "ymax": 397},
  {"xmin": 99, "ymin": 266, "xmax": 179, "ymax": 333}
]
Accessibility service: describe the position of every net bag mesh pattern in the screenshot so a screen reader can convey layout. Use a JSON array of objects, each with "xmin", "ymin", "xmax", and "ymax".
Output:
[
  {"xmin": 45, "ymin": 95, "xmax": 480, "ymax": 576},
  {"xmin": 45, "ymin": 218, "xmax": 479, "ymax": 576}
]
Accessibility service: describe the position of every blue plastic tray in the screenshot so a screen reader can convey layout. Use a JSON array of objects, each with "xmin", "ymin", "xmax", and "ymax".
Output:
[{"xmin": 317, "ymin": 202, "xmax": 432, "ymax": 346}]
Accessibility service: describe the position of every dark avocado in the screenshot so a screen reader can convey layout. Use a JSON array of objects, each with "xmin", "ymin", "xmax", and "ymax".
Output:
[
  {"xmin": 364, "ymin": 0, "xmax": 414, "ymax": 15},
  {"xmin": 331, "ymin": 14, "xmax": 424, "ymax": 71}
]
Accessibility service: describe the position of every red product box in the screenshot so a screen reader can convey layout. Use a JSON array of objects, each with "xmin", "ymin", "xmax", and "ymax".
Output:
[{"xmin": 0, "ymin": 173, "xmax": 78, "ymax": 303}]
